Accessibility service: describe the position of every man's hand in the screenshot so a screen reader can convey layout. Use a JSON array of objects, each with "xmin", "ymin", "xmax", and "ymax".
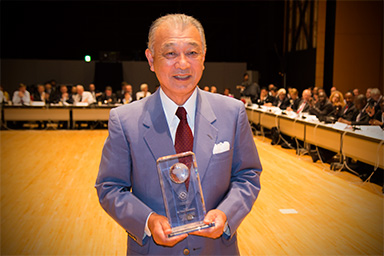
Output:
[
  {"xmin": 189, "ymin": 209, "xmax": 227, "ymax": 239},
  {"xmin": 148, "ymin": 213, "xmax": 187, "ymax": 247}
]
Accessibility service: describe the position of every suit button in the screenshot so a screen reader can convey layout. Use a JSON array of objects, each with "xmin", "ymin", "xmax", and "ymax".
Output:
[{"xmin": 183, "ymin": 248, "xmax": 190, "ymax": 255}]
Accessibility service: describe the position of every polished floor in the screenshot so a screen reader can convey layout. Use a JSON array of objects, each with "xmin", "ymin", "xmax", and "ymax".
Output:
[{"xmin": 1, "ymin": 130, "xmax": 383, "ymax": 255}]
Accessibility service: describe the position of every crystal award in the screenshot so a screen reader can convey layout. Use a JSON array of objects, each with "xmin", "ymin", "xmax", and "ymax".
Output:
[{"xmin": 156, "ymin": 151, "xmax": 214, "ymax": 237}]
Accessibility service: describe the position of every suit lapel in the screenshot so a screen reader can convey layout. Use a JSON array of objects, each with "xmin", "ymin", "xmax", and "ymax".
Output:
[
  {"xmin": 142, "ymin": 89, "xmax": 218, "ymax": 181},
  {"xmin": 143, "ymin": 91, "xmax": 175, "ymax": 161},
  {"xmin": 194, "ymin": 89, "xmax": 218, "ymax": 181}
]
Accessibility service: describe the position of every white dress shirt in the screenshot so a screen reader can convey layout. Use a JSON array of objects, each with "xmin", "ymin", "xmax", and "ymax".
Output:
[
  {"xmin": 136, "ymin": 91, "xmax": 152, "ymax": 100},
  {"xmin": 159, "ymin": 87, "xmax": 197, "ymax": 143},
  {"xmin": 12, "ymin": 90, "xmax": 31, "ymax": 105},
  {"xmin": 74, "ymin": 91, "xmax": 94, "ymax": 104}
]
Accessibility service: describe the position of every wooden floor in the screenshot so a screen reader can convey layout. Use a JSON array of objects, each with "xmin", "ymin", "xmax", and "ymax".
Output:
[{"xmin": 1, "ymin": 130, "xmax": 383, "ymax": 255}]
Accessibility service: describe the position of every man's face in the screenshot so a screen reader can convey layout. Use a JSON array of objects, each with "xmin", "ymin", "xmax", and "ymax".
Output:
[
  {"xmin": 60, "ymin": 86, "xmax": 68, "ymax": 93},
  {"xmin": 89, "ymin": 84, "xmax": 95, "ymax": 91},
  {"xmin": 366, "ymin": 89, "xmax": 371, "ymax": 98},
  {"xmin": 345, "ymin": 93, "xmax": 353, "ymax": 104},
  {"xmin": 260, "ymin": 89, "xmax": 267, "ymax": 96},
  {"xmin": 302, "ymin": 90, "xmax": 311, "ymax": 101},
  {"xmin": 77, "ymin": 86, "xmax": 84, "ymax": 95},
  {"xmin": 126, "ymin": 85, "xmax": 132, "ymax": 93},
  {"xmin": 318, "ymin": 92, "xmax": 326, "ymax": 103},
  {"xmin": 145, "ymin": 23, "xmax": 205, "ymax": 101}
]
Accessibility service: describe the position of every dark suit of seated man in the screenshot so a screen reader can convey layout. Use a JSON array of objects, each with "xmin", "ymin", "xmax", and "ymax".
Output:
[
  {"xmin": 273, "ymin": 88, "xmax": 291, "ymax": 110},
  {"xmin": 309, "ymin": 91, "xmax": 335, "ymax": 122}
]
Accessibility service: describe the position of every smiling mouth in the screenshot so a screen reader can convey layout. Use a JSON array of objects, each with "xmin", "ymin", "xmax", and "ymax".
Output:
[{"xmin": 174, "ymin": 75, "xmax": 191, "ymax": 80}]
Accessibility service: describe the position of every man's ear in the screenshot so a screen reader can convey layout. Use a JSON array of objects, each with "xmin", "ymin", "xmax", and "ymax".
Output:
[
  {"xmin": 202, "ymin": 51, "xmax": 206, "ymax": 70},
  {"xmin": 145, "ymin": 49, "xmax": 155, "ymax": 72}
]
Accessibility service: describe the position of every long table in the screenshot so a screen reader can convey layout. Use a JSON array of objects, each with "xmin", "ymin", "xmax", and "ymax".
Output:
[
  {"xmin": 246, "ymin": 106, "xmax": 384, "ymax": 169},
  {"xmin": 1, "ymin": 105, "xmax": 114, "ymax": 129}
]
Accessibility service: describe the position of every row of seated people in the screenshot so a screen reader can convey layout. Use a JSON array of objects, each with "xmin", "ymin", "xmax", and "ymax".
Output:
[
  {"xmin": 2, "ymin": 82, "xmax": 153, "ymax": 106},
  {"xmin": 253, "ymin": 86, "xmax": 383, "ymax": 128},
  {"xmin": 260, "ymin": 86, "xmax": 383, "ymax": 185}
]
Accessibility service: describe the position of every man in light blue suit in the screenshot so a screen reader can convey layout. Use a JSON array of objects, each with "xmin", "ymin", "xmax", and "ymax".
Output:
[{"xmin": 95, "ymin": 14, "xmax": 262, "ymax": 255}]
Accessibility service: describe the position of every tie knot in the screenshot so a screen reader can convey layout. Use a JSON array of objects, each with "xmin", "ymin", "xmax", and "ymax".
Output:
[{"xmin": 176, "ymin": 107, "xmax": 187, "ymax": 121}]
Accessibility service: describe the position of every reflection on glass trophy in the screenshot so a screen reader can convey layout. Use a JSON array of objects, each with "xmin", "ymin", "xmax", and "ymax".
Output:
[{"xmin": 156, "ymin": 151, "xmax": 214, "ymax": 237}]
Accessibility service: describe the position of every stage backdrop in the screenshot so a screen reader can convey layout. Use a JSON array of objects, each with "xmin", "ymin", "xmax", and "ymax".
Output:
[{"xmin": 1, "ymin": 59, "xmax": 247, "ymax": 98}]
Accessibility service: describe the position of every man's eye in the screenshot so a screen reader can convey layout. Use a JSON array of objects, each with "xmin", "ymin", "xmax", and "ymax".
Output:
[
  {"xmin": 187, "ymin": 51, "xmax": 198, "ymax": 56},
  {"xmin": 165, "ymin": 52, "xmax": 176, "ymax": 57}
]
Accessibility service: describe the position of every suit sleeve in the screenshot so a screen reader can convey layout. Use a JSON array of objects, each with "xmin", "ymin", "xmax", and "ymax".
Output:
[
  {"xmin": 95, "ymin": 108, "xmax": 152, "ymax": 245},
  {"xmin": 216, "ymin": 104, "xmax": 262, "ymax": 238}
]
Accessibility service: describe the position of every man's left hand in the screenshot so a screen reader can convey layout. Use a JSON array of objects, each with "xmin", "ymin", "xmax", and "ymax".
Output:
[{"xmin": 189, "ymin": 209, "xmax": 227, "ymax": 239}]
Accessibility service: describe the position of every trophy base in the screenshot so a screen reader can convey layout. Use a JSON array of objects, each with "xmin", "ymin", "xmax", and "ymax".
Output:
[{"xmin": 168, "ymin": 221, "xmax": 215, "ymax": 237}]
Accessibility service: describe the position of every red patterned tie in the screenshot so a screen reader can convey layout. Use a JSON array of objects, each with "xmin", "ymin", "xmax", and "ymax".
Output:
[{"xmin": 175, "ymin": 107, "xmax": 193, "ymax": 190}]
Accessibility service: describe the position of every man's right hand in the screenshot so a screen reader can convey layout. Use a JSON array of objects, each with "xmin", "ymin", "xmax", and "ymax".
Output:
[{"xmin": 148, "ymin": 213, "xmax": 187, "ymax": 247}]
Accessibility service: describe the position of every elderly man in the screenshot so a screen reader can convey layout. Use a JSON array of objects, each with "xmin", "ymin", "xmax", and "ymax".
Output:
[
  {"xmin": 292, "ymin": 89, "xmax": 311, "ymax": 114},
  {"xmin": 95, "ymin": 14, "xmax": 262, "ymax": 255},
  {"xmin": 73, "ymin": 84, "xmax": 94, "ymax": 104},
  {"xmin": 136, "ymin": 83, "xmax": 152, "ymax": 100}
]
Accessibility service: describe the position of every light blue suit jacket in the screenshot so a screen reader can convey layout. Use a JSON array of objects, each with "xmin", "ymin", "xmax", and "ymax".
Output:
[{"xmin": 95, "ymin": 88, "xmax": 262, "ymax": 255}]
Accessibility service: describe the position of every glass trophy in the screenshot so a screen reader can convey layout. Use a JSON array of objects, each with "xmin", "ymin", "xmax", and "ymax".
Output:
[{"xmin": 156, "ymin": 151, "xmax": 214, "ymax": 237}]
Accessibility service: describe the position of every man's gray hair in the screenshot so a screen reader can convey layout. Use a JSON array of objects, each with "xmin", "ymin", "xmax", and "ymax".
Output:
[
  {"xmin": 147, "ymin": 14, "xmax": 206, "ymax": 54},
  {"xmin": 370, "ymin": 88, "xmax": 381, "ymax": 96}
]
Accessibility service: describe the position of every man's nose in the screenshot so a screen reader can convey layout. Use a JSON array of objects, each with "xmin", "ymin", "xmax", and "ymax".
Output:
[{"xmin": 175, "ymin": 53, "xmax": 190, "ymax": 69}]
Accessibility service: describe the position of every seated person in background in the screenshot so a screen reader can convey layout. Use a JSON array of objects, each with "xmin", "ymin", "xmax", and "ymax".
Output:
[
  {"xmin": 338, "ymin": 94, "xmax": 369, "ymax": 125},
  {"xmin": 330, "ymin": 86, "xmax": 337, "ymax": 94},
  {"xmin": 287, "ymin": 88, "xmax": 300, "ymax": 111},
  {"xmin": 73, "ymin": 84, "xmax": 94, "ymax": 104},
  {"xmin": 125, "ymin": 84, "xmax": 135, "ymax": 102},
  {"xmin": 329, "ymin": 90, "xmax": 345, "ymax": 117},
  {"xmin": 32, "ymin": 84, "xmax": 47, "ymax": 103},
  {"xmin": 12, "ymin": 83, "xmax": 31, "ymax": 105},
  {"xmin": 256, "ymin": 87, "xmax": 270, "ymax": 105},
  {"xmin": 223, "ymin": 88, "xmax": 234, "ymax": 97},
  {"xmin": 70, "ymin": 85, "xmax": 77, "ymax": 97},
  {"xmin": 122, "ymin": 91, "xmax": 133, "ymax": 104},
  {"xmin": 44, "ymin": 82, "xmax": 56, "ymax": 104},
  {"xmin": 292, "ymin": 89, "xmax": 312, "ymax": 114},
  {"xmin": 89, "ymin": 83, "xmax": 102, "ymax": 102},
  {"xmin": 136, "ymin": 83, "xmax": 151, "ymax": 100},
  {"xmin": 263, "ymin": 86, "xmax": 278, "ymax": 106},
  {"xmin": 337, "ymin": 92, "xmax": 356, "ymax": 121},
  {"xmin": 369, "ymin": 88, "xmax": 383, "ymax": 113},
  {"xmin": 368, "ymin": 100, "xmax": 384, "ymax": 128},
  {"xmin": 203, "ymin": 86, "xmax": 210, "ymax": 91},
  {"xmin": 53, "ymin": 84, "xmax": 73, "ymax": 105},
  {"xmin": 365, "ymin": 88, "xmax": 372, "ymax": 103},
  {"xmin": 116, "ymin": 82, "xmax": 129, "ymax": 102},
  {"xmin": 353, "ymin": 88, "xmax": 360, "ymax": 97},
  {"xmin": 210, "ymin": 86, "xmax": 217, "ymax": 93},
  {"xmin": 273, "ymin": 88, "xmax": 291, "ymax": 110},
  {"xmin": 0, "ymin": 85, "xmax": 10, "ymax": 103},
  {"xmin": 311, "ymin": 86, "xmax": 319, "ymax": 103},
  {"xmin": 99, "ymin": 86, "xmax": 117, "ymax": 105},
  {"xmin": 309, "ymin": 91, "xmax": 334, "ymax": 121}
]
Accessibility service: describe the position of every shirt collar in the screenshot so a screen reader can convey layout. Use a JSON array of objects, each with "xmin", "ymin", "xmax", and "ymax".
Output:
[{"xmin": 159, "ymin": 86, "xmax": 197, "ymax": 126}]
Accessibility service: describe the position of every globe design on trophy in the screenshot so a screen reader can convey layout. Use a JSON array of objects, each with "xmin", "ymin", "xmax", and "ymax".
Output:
[{"xmin": 169, "ymin": 163, "xmax": 189, "ymax": 184}]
